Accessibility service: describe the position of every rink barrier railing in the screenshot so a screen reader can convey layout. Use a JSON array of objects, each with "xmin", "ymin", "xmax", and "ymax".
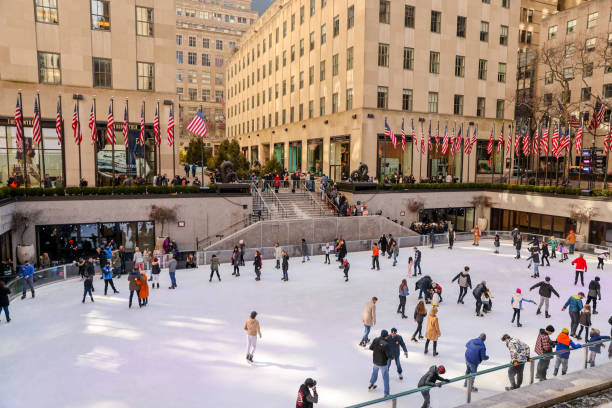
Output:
[{"xmin": 345, "ymin": 338, "xmax": 612, "ymax": 408}]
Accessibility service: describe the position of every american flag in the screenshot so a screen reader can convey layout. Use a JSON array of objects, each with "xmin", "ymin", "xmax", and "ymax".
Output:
[
  {"xmin": 514, "ymin": 127, "xmax": 521, "ymax": 157},
  {"xmin": 557, "ymin": 127, "xmax": 571, "ymax": 158},
  {"xmin": 32, "ymin": 96, "xmax": 42, "ymax": 144},
  {"xmin": 187, "ymin": 109, "xmax": 208, "ymax": 138},
  {"xmin": 522, "ymin": 129, "xmax": 531, "ymax": 157},
  {"xmin": 55, "ymin": 99, "xmax": 62, "ymax": 145},
  {"xmin": 449, "ymin": 124, "xmax": 455, "ymax": 154},
  {"xmin": 400, "ymin": 119, "xmax": 406, "ymax": 152},
  {"xmin": 122, "ymin": 105, "xmax": 129, "ymax": 146},
  {"xmin": 167, "ymin": 106, "xmax": 175, "ymax": 147},
  {"xmin": 383, "ymin": 118, "xmax": 395, "ymax": 148},
  {"xmin": 557, "ymin": 100, "xmax": 580, "ymax": 130},
  {"xmin": 139, "ymin": 104, "xmax": 146, "ymax": 145},
  {"xmin": 506, "ymin": 124, "xmax": 512, "ymax": 156},
  {"xmin": 604, "ymin": 115, "xmax": 612, "ymax": 154},
  {"xmin": 486, "ymin": 126, "xmax": 494, "ymax": 155},
  {"xmin": 88, "ymin": 104, "xmax": 96, "ymax": 144},
  {"xmin": 420, "ymin": 123, "xmax": 426, "ymax": 155},
  {"xmin": 72, "ymin": 102, "xmax": 82, "ymax": 145},
  {"xmin": 456, "ymin": 125, "xmax": 463, "ymax": 154},
  {"xmin": 435, "ymin": 122, "xmax": 440, "ymax": 153},
  {"xmin": 442, "ymin": 124, "xmax": 449, "ymax": 155},
  {"xmin": 496, "ymin": 125, "xmax": 503, "ymax": 154},
  {"xmin": 153, "ymin": 105, "xmax": 160, "ymax": 146},
  {"xmin": 465, "ymin": 125, "xmax": 477, "ymax": 154},
  {"xmin": 106, "ymin": 102, "xmax": 115, "ymax": 145},
  {"xmin": 575, "ymin": 118, "xmax": 583, "ymax": 154},
  {"xmin": 470, "ymin": 124, "xmax": 478, "ymax": 152},
  {"xmin": 588, "ymin": 97, "xmax": 606, "ymax": 131},
  {"xmin": 540, "ymin": 126, "xmax": 549, "ymax": 155},
  {"xmin": 15, "ymin": 97, "xmax": 23, "ymax": 152},
  {"xmin": 532, "ymin": 126, "xmax": 539, "ymax": 156},
  {"xmin": 427, "ymin": 122, "xmax": 433, "ymax": 152},
  {"xmin": 411, "ymin": 119, "xmax": 418, "ymax": 153},
  {"xmin": 551, "ymin": 123, "xmax": 560, "ymax": 157}
]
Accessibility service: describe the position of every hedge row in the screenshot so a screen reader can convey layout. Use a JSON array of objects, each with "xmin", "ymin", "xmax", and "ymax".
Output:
[
  {"xmin": 384, "ymin": 182, "xmax": 612, "ymax": 197},
  {"xmin": 0, "ymin": 184, "xmax": 217, "ymax": 199}
]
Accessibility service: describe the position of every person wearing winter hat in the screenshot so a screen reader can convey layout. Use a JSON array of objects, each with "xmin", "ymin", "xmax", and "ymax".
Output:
[
  {"xmin": 296, "ymin": 378, "xmax": 318, "ymax": 408},
  {"xmin": 586, "ymin": 276, "xmax": 601, "ymax": 315},
  {"xmin": 244, "ymin": 311, "xmax": 262, "ymax": 363},
  {"xmin": 553, "ymin": 328, "xmax": 581, "ymax": 376},
  {"xmin": 418, "ymin": 365, "xmax": 450, "ymax": 408},
  {"xmin": 463, "ymin": 333, "xmax": 489, "ymax": 391},
  {"xmin": 150, "ymin": 257, "xmax": 161, "ymax": 289},
  {"xmin": 534, "ymin": 325, "xmax": 555, "ymax": 381},
  {"xmin": 587, "ymin": 328, "xmax": 611, "ymax": 367},
  {"xmin": 368, "ymin": 330, "xmax": 392, "ymax": 397},
  {"xmin": 387, "ymin": 328, "xmax": 408, "ymax": 380},
  {"xmin": 510, "ymin": 288, "xmax": 536, "ymax": 327}
]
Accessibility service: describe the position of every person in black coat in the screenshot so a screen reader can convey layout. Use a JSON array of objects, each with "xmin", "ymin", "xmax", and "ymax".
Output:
[
  {"xmin": 368, "ymin": 330, "xmax": 392, "ymax": 397},
  {"xmin": 540, "ymin": 242, "xmax": 550, "ymax": 266},
  {"xmin": 82, "ymin": 272, "xmax": 94, "ymax": 303},
  {"xmin": 388, "ymin": 328, "xmax": 408, "ymax": 380},
  {"xmin": 586, "ymin": 277, "xmax": 601, "ymax": 314},
  {"xmin": 296, "ymin": 378, "xmax": 318, "ymax": 408},
  {"xmin": 418, "ymin": 365, "xmax": 450, "ymax": 408},
  {"xmin": 413, "ymin": 247, "xmax": 423, "ymax": 276},
  {"xmin": 342, "ymin": 259, "xmax": 350, "ymax": 282},
  {"xmin": 515, "ymin": 234, "xmax": 522, "ymax": 259},
  {"xmin": 0, "ymin": 281, "xmax": 11, "ymax": 322},
  {"xmin": 85, "ymin": 257, "xmax": 95, "ymax": 291},
  {"xmin": 281, "ymin": 250, "xmax": 289, "ymax": 282},
  {"xmin": 529, "ymin": 276, "xmax": 560, "ymax": 318},
  {"xmin": 451, "ymin": 267, "xmax": 473, "ymax": 304},
  {"xmin": 416, "ymin": 275, "xmax": 433, "ymax": 302},
  {"xmin": 253, "ymin": 251, "xmax": 262, "ymax": 281},
  {"xmin": 473, "ymin": 281, "xmax": 488, "ymax": 317},
  {"xmin": 378, "ymin": 235, "xmax": 388, "ymax": 254}
]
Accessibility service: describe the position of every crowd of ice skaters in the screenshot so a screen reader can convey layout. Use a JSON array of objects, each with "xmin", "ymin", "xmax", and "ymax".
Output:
[{"xmin": 1, "ymin": 230, "xmax": 612, "ymax": 408}]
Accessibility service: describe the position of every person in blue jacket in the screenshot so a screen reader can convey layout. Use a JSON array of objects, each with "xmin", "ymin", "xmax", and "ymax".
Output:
[
  {"xmin": 587, "ymin": 328, "xmax": 610, "ymax": 367},
  {"xmin": 562, "ymin": 292, "xmax": 584, "ymax": 337},
  {"xmin": 387, "ymin": 328, "xmax": 408, "ymax": 380},
  {"xmin": 553, "ymin": 328, "xmax": 581, "ymax": 376},
  {"xmin": 102, "ymin": 262, "xmax": 119, "ymax": 296},
  {"xmin": 19, "ymin": 260, "xmax": 35, "ymax": 299},
  {"xmin": 464, "ymin": 333, "xmax": 489, "ymax": 392}
]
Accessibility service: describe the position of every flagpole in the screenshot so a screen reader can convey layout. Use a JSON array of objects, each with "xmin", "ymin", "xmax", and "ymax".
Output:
[
  {"xmin": 59, "ymin": 94, "xmax": 66, "ymax": 185},
  {"xmin": 37, "ymin": 91, "xmax": 46, "ymax": 188},
  {"xmin": 93, "ymin": 95, "xmax": 98, "ymax": 186},
  {"xmin": 467, "ymin": 123, "xmax": 471, "ymax": 183},
  {"xmin": 459, "ymin": 123, "xmax": 464, "ymax": 183},
  {"xmin": 142, "ymin": 100, "xmax": 146, "ymax": 182},
  {"xmin": 125, "ymin": 97, "xmax": 130, "ymax": 180},
  {"xmin": 156, "ymin": 100, "xmax": 161, "ymax": 177},
  {"xmin": 555, "ymin": 124, "xmax": 560, "ymax": 187},
  {"xmin": 564, "ymin": 128, "xmax": 570, "ymax": 186},
  {"xmin": 77, "ymin": 99, "xmax": 82, "ymax": 183},
  {"xmin": 510, "ymin": 121, "xmax": 516, "ymax": 185},
  {"xmin": 419, "ymin": 122, "xmax": 423, "ymax": 182},
  {"xmin": 491, "ymin": 123, "xmax": 495, "ymax": 184},
  {"xmin": 172, "ymin": 103, "xmax": 176, "ymax": 179},
  {"xmin": 410, "ymin": 120, "xmax": 414, "ymax": 179},
  {"xmin": 200, "ymin": 104, "xmax": 204, "ymax": 183},
  {"xmin": 111, "ymin": 97, "xmax": 115, "ymax": 189},
  {"xmin": 534, "ymin": 121, "xmax": 539, "ymax": 185},
  {"xmin": 383, "ymin": 117, "xmax": 387, "ymax": 181},
  {"xmin": 604, "ymin": 126, "xmax": 610, "ymax": 189},
  {"xmin": 544, "ymin": 122, "xmax": 549, "ymax": 186}
]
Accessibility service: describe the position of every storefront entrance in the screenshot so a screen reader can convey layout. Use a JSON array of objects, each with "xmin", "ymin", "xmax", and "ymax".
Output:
[{"xmin": 329, "ymin": 136, "xmax": 350, "ymax": 181}]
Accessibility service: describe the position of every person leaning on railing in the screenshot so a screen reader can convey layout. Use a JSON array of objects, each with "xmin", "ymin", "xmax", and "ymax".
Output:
[
  {"xmin": 534, "ymin": 325, "xmax": 555, "ymax": 381},
  {"xmin": 417, "ymin": 365, "xmax": 449, "ymax": 408},
  {"xmin": 501, "ymin": 334, "xmax": 530, "ymax": 390}
]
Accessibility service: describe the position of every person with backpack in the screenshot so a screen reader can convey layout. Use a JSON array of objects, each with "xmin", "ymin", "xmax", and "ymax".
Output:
[
  {"xmin": 368, "ymin": 330, "xmax": 392, "ymax": 397},
  {"xmin": 296, "ymin": 378, "xmax": 318, "ymax": 408},
  {"xmin": 534, "ymin": 325, "xmax": 555, "ymax": 381},
  {"xmin": 529, "ymin": 276, "xmax": 560, "ymax": 318},
  {"xmin": 281, "ymin": 250, "xmax": 289, "ymax": 281},
  {"xmin": 451, "ymin": 266, "xmax": 472, "ymax": 304},
  {"xmin": 586, "ymin": 277, "xmax": 601, "ymax": 315},
  {"xmin": 553, "ymin": 328, "xmax": 581, "ymax": 376},
  {"xmin": 501, "ymin": 334, "xmax": 530, "ymax": 390},
  {"xmin": 417, "ymin": 365, "xmax": 449, "ymax": 408}
]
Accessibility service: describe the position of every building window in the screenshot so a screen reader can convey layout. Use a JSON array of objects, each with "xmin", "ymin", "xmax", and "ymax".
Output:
[
  {"xmin": 320, "ymin": 97, "xmax": 326, "ymax": 115},
  {"xmin": 478, "ymin": 59, "xmax": 487, "ymax": 80},
  {"xmin": 586, "ymin": 38, "xmax": 596, "ymax": 51},
  {"xmin": 38, "ymin": 52, "xmax": 61, "ymax": 84},
  {"xmin": 215, "ymin": 91, "xmax": 224, "ymax": 103},
  {"xmin": 176, "ymin": 51, "xmax": 183, "ymax": 64},
  {"xmin": 500, "ymin": 25, "xmax": 508, "ymax": 45},
  {"xmin": 188, "ymin": 36, "xmax": 196, "ymax": 47},
  {"xmin": 603, "ymin": 84, "xmax": 612, "ymax": 98},
  {"xmin": 379, "ymin": 0, "xmax": 390, "ymax": 24},
  {"xmin": 310, "ymin": 32, "xmax": 315, "ymax": 50},
  {"xmin": 35, "ymin": 0, "xmax": 59, "ymax": 23},
  {"xmin": 136, "ymin": 7, "xmax": 153, "ymax": 36},
  {"xmin": 290, "ymin": 76, "xmax": 295, "ymax": 92},
  {"xmin": 332, "ymin": 54, "xmax": 339, "ymax": 76},
  {"xmin": 176, "ymin": 35, "xmax": 182, "ymax": 45},
  {"xmin": 92, "ymin": 57, "xmax": 112, "ymax": 88},
  {"xmin": 203, "ymin": 38, "xmax": 209, "ymax": 48},
  {"xmin": 480, "ymin": 21, "xmax": 489, "ymax": 42},
  {"xmin": 584, "ymin": 62, "xmax": 593, "ymax": 77},
  {"xmin": 455, "ymin": 55, "xmax": 465, "ymax": 77},
  {"xmin": 404, "ymin": 5, "xmax": 415, "ymax": 28},
  {"xmin": 453, "ymin": 94, "xmax": 464, "ymax": 115},
  {"xmin": 563, "ymin": 67, "xmax": 574, "ymax": 80},
  {"xmin": 299, "ymin": 104, "xmax": 304, "ymax": 121},
  {"xmin": 332, "ymin": 93, "xmax": 338, "ymax": 113},
  {"xmin": 428, "ymin": 92, "xmax": 438, "ymax": 113},
  {"xmin": 188, "ymin": 88, "xmax": 197, "ymax": 101},
  {"xmin": 347, "ymin": 5, "xmax": 354, "ymax": 29},
  {"xmin": 497, "ymin": 62, "xmax": 507, "ymax": 83},
  {"xmin": 403, "ymin": 47, "xmax": 414, "ymax": 70},
  {"xmin": 377, "ymin": 86, "xmax": 388, "ymax": 109},
  {"xmin": 291, "ymin": 45, "xmax": 295, "ymax": 62},
  {"xmin": 548, "ymin": 25, "xmax": 557, "ymax": 40},
  {"xmin": 482, "ymin": 0, "xmax": 490, "ymax": 3},
  {"xmin": 308, "ymin": 100, "xmax": 313, "ymax": 118},
  {"xmin": 283, "ymin": 21, "xmax": 287, "ymax": 37},
  {"xmin": 346, "ymin": 88, "xmax": 353, "ymax": 110},
  {"xmin": 215, "ymin": 73, "xmax": 223, "ymax": 85},
  {"xmin": 299, "ymin": 71, "xmax": 304, "ymax": 88},
  {"xmin": 300, "ymin": 5, "xmax": 305, "ymax": 24},
  {"xmin": 587, "ymin": 12, "xmax": 598, "ymax": 28},
  {"xmin": 176, "ymin": 70, "xmax": 183, "ymax": 82},
  {"xmin": 283, "ymin": 51, "xmax": 287, "ymax": 66},
  {"xmin": 565, "ymin": 43, "xmax": 575, "ymax": 57},
  {"xmin": 566, "ymin": 19, "xmax": 576, "ymax": 34},
  {"xmin": 188, "ymin": 52, "xmax": 197, "ymax": 65},
  {"xmin": 544, "ymin": 71, "xmax": 553, "ymax": 85},
  {"xmin": 333, "ymin": 15, "xmax": 340, "ymax": 37},
  {"xmin": 429, "ymin": 51, "xmax": 440, "ymax": 74},
  {"xmin": 581, "ymin": 87, "xmax": 591, "ymax": 101},
  {"xmin": 496, "ymin": 100, "xmax": 505, "ymax": 119},
  {"xmin": 176, "ymin": 87, "xmax": 183, "ymax": 94},
  {"xmin": 476, "ymin": 97, "xmax": 486, "ymax": 117},
  {"xmin": 216, "ymin": 40, "xmax": 223, "ymax": 50},
  {"xmin": 91, "ymin": 0, "xmax": 110, "ymax": 30},
  {"xmin": 502, "ymin": 0, "xmax": 510, "ymax": 8},
  {"xmin": 300, "ymin": 39, "xmax": 304, "ymax": 56},
  {"xmin": 215, "ymin": 55, "xmax": 223, "ymax": 67},
  {"xmin": 203, "ymin": 90, "xmax": 211, "ymax": 102},
  {"xmin": 309, "ymin": 66, "xmax": 314, "ymax": 84},
  {"xmin": 321, "ymin": 24, "xmax": 326, "ymax": 44},
  {"xmin": 201, "ymin": 53, "xmax": 210, "ymax": 66},
  {"xmin": 347, "ymin": 47, "xmax": 354, "ymax": 70},
  {"xmin": 457, "ymin": 16, "xmax": 466, "ymax": 38},
  {"xmin": 310, "ymin": 0, "xmax": 315, "ymax": 16},
  {"xmin": 378, "ymin": 43, "xmax": 389, "ymax": 67},
  {"xmin": 201, "ymin": 71, "xmax": 210, "ymax": 84},
  {"xmin": 402, "ymin": 89, "xmax": 413, "ymax": 111},
  {"xmin": 137, "ymin": 62, "xmax": 154, "ymax": 91},
  {"xmin": 431, "ymin": 11, "xmax": 441, "ymax": 33},
  {"xmin": 543, "ymin": 93, "xmax": 552, "ymax": 106},
  {"xmin": 320, "ymin": 60, "xmax": 326, "ymax": 81}
]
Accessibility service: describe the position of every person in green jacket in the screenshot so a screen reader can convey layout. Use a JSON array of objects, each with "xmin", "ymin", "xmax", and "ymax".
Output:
[
  {"xmin": 548, "ymin": 236, "xmax": 558, "ymax": 259},
  {"xmin": 209, "ymin": 254, "xmax": 221, "ymax": 282}
]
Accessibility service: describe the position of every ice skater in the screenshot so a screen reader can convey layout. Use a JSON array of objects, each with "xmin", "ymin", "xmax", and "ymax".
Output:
[
  {"xmin": 597, "ymin": 252, "xmax": 609, "ymax": 269},
  {"xmin": 102, "ymin": 261, "xmax": 119, "ymax": 295},
  {"xmin": 324, "ymin": 243, "xmax": 331, "ymax": 264},
  {"xmin": 452, "ymin": 266, "xmax": 472, "ymax": 304},
  {"xmin": 296, "ymin": 378, "xmax": 318, "ymax": 407},
  {"xmin": 417, "ymin": 365, "xmax": 449, "ymax": 408},
  {"xmin": 510, "ymin": 288, "xmax": 535, "ymax": 327},
  {"xmin": 527, "ymin": 247, "xmax": 540, "ymax": 278},
  {"xmin": 424, "ymin": 307, "xmax": 441, "ymax": 356},
  {"xmin": 244, "ymin": 311, "xmax": 262, "ymax": 363},
  {"xmin": 128, "ymin": 266, "xmax": 141, "ymax": 308},
  {"xmin": 494, "ymin": 234, "xmax": 500, "ymax": 254},
  {"xmin": 411, "ymin": 300, "xmax": 427, "ymax": 342},
  {"xmin": 150, "ymin": 257, "xmax": 160, "ymax": 289},
  {"xmin": 473, "ymin": 281, "xmax": 487, "ymax": 317},
  {"xmin": 540, "ymin": 242, "xmax": 550, "ymax": 266},
  {"xmin": 553, "ymin": 328, "xmax": 581, "ymax": 376},
  {"xmin": 464, "ymin": 333, "xmax": 489, "ymax": 392},
  {"xmin": 388, "ymin": 328, "xmax": 408, "ymax": 380},
  {"xmin": 391, "ymin": 241, "xmax": 399, "ymax": 266},
  {"xmin": 136, "ymin": 269, "xmax": 149, "ymax": 307},
  {"xmin": 343, "ymin": 258, "xmax": 350, "ymax": 282},
  {"xmin": 231, "ymin": 246, "xmax": 240, "ymax": 276},
  {"xmin": 587, "ymin": 328, "xmax": 610, "ymax": 367},
  {"xmin": 448, "ymin": 227, "xmax": 455, "ymax": 250},
  {"xmin": 529, "ymin": 276, "xmax": 560, "ymax": 318},
  {"xmin": 562, "ymin": 292, "xmax": 584, "ymax": 337},
  {"xmin": 253, "ymin": 250, "xmax": 262, "ymax": 281},
  {"xmin": 534, "ymin": 325, "xmax": 555, "ymax": 381},
  {"xmin": 0, "ymin": 281, "xmax": 10, "ymax": 323},
  {"xmin": 168, "ymin": 254, "xmax": 177, "ymax": 289},
  {"xmin": 571, "ymin": 253, "xmax": 587, "ymax": 286},
  {"xmin": 18, "ymin": 260, "xmax": 35, "ymax": 299},
  {"xmin": 281, "ymin": 250, "xmax": 289, "ymax": 281},
  {"xmin": 274, "ymin": 242, "xmax": 282, "ymax": 269},
  {"xmin": 397, "ymin": 279, "xmax": 408, "ymax": 318},
  {"xmin": 514, "ymin": 233, "xmax": 522, "ymax": 259},
  {"xmin": 82, "ymin": 269, "xmax": 94, "ymax": 303},
  {"xmin": 471, "ymin": 226, "xmax": 481, "ymax": 246},
  {"xmin": 360, "ymin": 297, "xmax": 377, "ymax": 347},
  {"xmin": 407, "ymin": 256, "xmax": 414, "ymax": 276},
  {"xmin": 368, "ymin": 330, "xmax": 392, "ymax": 397},
  {"xmin": 371, "ymin": 243, "xmax": 380, "ymax": 270},
  {"xmin": 209, "ymin": 254, "xmax": 221, "ymax": 282},
  {"xmin": 416, "ymin": 275, "xmax": 433, "ymax": 302},
  {"xmin": 586, "ymin": 276, "xmax": 601, "ymax": 314},
  {"xmin": 501, "ymin": 334, "xmax": 530, "ymax": 390},
  {"xmin": 301, "ymin": 238, "xmax": 310, "ymax": 262},
  {"xmin": 548, "ymin": 236, "xmax": 558, "ymax": 258},
  {"xmin": 413, "ymin": 247, "xmax": 422, "ymax": 275},
  {"xmin": 576, "ymin": 304, "xmax": 591, "ymax": 340}
]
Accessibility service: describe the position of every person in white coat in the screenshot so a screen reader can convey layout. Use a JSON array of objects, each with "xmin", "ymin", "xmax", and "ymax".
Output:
[
  {"xmin": 360, "ymin": 297, "xmax": 378, "ymax": 347},
  {"xmin": 510, "ymin": 288, "xmax": 536, "ymax": 327},
  {"xmin": 274, "ymin": 242, "xmax": 282, "ymax": 269}
]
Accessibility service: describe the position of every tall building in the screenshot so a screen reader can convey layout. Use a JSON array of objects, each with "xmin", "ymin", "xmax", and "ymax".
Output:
[
  {"xmin": 226, "ymin": 0, "xmax": 518, "ymax": 182},
  {"xmin": 174, "ymin": 0, "xmax": 258, "ymax": 149},
  {"xmin": 0, "ymin": 0, "xmax": 177, "ymax": 187}
]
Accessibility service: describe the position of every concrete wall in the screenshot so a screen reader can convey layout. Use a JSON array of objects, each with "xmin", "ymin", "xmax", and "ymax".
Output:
[{"xmin": 205, "ymin": 215, "xmax": 417, "ymax": 251}]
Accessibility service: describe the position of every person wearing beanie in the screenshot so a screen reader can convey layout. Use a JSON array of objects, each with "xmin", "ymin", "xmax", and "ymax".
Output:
[
  {"xmin": 501, "ymin": 334, "xmax": 530, "ymax": 390},
  {"xmin": 150, "ymin": 257, "xmax": 161, "ymax": 288},
  {"xmin": 296, "ymin": 378, "xmax": 318, "ymax": 408},
  {"xmin": 534, "ymin": 325, "xmax": 555, "ymax": 381},
  {"xmin": 244, "ymin": 311, "xmax": 262, "ymax": 363},
  {"xmin": 387, "ymin": 328, "xmax": 408, "ymax": 380},
  {"xmin": 571, "ymin": 253, "xmax": 587, "ymax": 286},
  {"xmin": 586, "ymin": 277, "xmax": 601, "ymax": 314},
  {"xmin": 464, "ymin": 333, "xmax": 489, "ymax": 391},
  {"xmin": 587, "ymin": 328, "xmax": 610, "ymax": 367},
  {"xmin": 343, "ymin": 258, "xmax": 350, "ymax": 282},
  {"xmin": 576, "ymin": 305, "xmax": 592, "ymax": 340},
  {"xmin": 510, "ymin": 288, "xmax": 536, "ymax": 327},
  {"xmin": 530, "ymin": 277, "xmax": 560, "ymax": 319},
  {"xmin": 562, "ymin": 293, "xmax": 584, "ymax": 337},
  {"xmin": 418, "ymin": 365, "xmax": 450, "ymax": 408},
  {"xmin": 553, "ymin": 328, "xmax": 581, "ymax": 376},
  {"xmin": 368, "ymin": 330, "xmax": 392, "ymax": 397}
]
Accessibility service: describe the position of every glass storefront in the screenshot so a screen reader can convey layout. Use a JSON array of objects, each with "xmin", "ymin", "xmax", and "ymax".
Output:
[
  {"xmin": 589, "ymin": 221, "xmax": 612, "ymax": 246},
  {"xmin": 0, "ymin": 122, "xmax": 64, "ymax": 187},
  {"xmin": 476, "ymin": 140, "xmax": 502, "ymax": 174},
  {"xmin": 429, "ymin": 145, "xmax": 461, "ymax": 179},
  {"xmin": 274, "ymin": 142, "xmax": 285, "ymax": 168},
  {"xmin": 418, "ymin": 207, "xmax": 475, "ymax": 232},
  {"xmin": 307, "ymin": 139, "xmax": 323, "ymax": 176},
  {"xmin": 377, "ymin": 135, "xmax": 412, "ymax": 179},
  {"xmin": 36, "ymin": 221, "xmax": 155, "ymax": 263},
  {"xmin": 490, "ymin": 208, "xmax": 576, "ymax": 238},
  {"xmin": 329, "ymin": 135, "xmax": 350, "ymax": 181},
  {"xmin": 288, "ymin": 141, "xmax": 302, "ymax": 172},
  {"xmin": 250, "ymin": 146, "xmax": 259, "ymax": 166},
  {"xmin": 0, "ymin": 231, "xmax": 13, "ymax": 280}
]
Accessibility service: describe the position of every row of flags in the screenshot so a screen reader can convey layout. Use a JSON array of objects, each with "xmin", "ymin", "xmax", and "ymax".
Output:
[
  {"xmin": 14, "ymin": 95, "xmax": 211, "ymax": 150},
  {"xmin": 383, "ymin": 113, "xmax": 612, "ymax": 159}
]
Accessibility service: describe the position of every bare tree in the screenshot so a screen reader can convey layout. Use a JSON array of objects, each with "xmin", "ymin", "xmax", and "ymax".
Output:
[
  {"xmin": 569, "ymin": 204, "xmax": 598, "ymax": 234},
  {"xmin": 149, "ymin": 205, "xmax": 177, "ymax": 237}
]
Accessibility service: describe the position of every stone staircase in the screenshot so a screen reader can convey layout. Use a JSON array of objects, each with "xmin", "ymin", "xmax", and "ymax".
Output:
[{"xmin": 261, "ymin": 191, "xmax": 336, "ymax": 219}]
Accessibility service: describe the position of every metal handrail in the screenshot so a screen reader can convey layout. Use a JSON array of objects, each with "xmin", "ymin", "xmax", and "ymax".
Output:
[
  {"xmin": 196, "ymin": 215, "xmax": 251, "ymax": 249},
  {"xmin": 250, "ymin": 184, "xmax": 275, "ymax": 219},
  {"xmin": 268, "ymin": 188, "xmax": 289, "ymax": 218},
  {"xmin": 345, "ymin": 338, "xmax": 611, "ymax": 408}
]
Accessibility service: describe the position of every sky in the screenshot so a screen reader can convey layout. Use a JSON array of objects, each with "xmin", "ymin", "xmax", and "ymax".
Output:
[{"xmin": 252, "ymin": 0, "xmax": 274, "ymax": 15}]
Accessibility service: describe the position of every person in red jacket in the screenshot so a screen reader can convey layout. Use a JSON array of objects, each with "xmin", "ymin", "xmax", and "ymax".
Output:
[
  {"xmin": 273, "ymin": 174, "xmax": 281, "ymax": 193},
  {"xmin": 571, "ymin": 254, "xmax": 587, "ymax": 287}
]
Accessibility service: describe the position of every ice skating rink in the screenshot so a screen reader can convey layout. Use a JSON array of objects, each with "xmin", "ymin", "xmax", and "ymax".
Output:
[{"xmin": 1, "ymin": 242, "xmax": 610, "ymax": 408}]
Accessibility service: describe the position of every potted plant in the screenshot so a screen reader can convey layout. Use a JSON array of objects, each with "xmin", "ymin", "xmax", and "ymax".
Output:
[
  {"xmin": 11, "ymin": 210, "xmax": 40, "ymax": 264},
  {"xmin": 470, "ymin": 195, "xmax": 494, "ymax": 231},
  {"xmin": 569, "ymin": 205, "xmax": 597, "ymax": 243}
]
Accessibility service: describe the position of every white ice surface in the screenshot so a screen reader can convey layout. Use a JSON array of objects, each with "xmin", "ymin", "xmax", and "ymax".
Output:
[{"xmin": 1, "ymin": 242, "xmax": 610, "ymax": 408}]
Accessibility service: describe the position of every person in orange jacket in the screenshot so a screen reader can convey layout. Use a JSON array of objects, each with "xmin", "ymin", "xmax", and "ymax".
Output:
[
  {"xmin": 371, "ymin": 243, "xmax": 380, "ymax": 270},
  {"xmin": 471, "ymin": 226, "xmax": 481, "ymax": 246},
  {"xmin": 566, "ymin": 231, "xmax": 576, "ymax": 254},
  {"xmin": 136, "ymin": 272, "xmax": 149, "ymax": 307},
  {"xmin": 571, "ymin": 254, "xmax": 587, "ymax": 287}
]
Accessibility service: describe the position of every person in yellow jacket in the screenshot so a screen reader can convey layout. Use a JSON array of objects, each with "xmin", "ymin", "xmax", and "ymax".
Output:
[
  {"xmin": 244, "ymin": 311, "xmax": 262, "ymax": 363},
  {"xmin": 471, "ymin": 226, "xmax": 481, "ymax": 246},
  {"xmin": 360, "ymin": 297, "xmax": 378, "ymax": 347}
]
